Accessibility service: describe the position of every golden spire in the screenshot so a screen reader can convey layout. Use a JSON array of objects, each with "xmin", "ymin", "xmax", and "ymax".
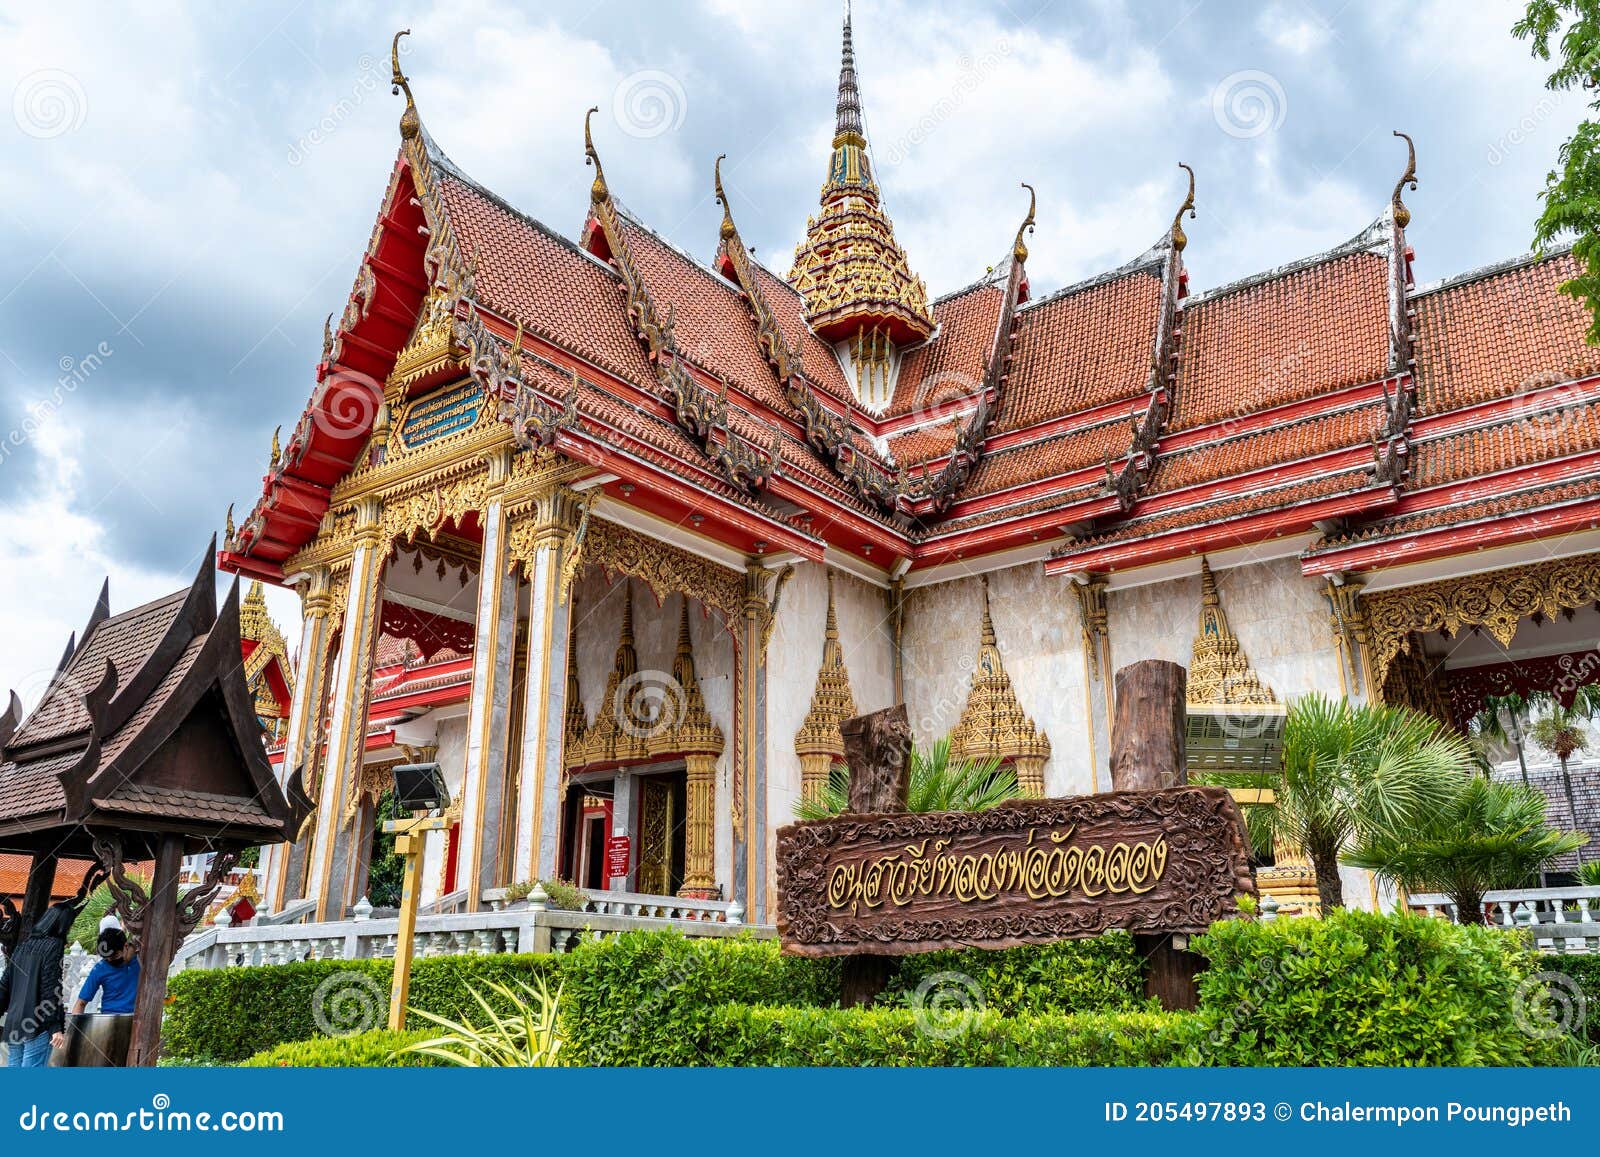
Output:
[
  {"xmin": 1188, "ymin": 559, "xmax": 1276, "ymax": 705},
  {"xmin": 1170, "ymin": 162, "xmax": 1196, "ymax": 253},
  {"xmin": 240, "ymin": 579, "xmax": 294, "ymax": 727},
  {"xmin": 950, "ymin": 576, "xmax": 1050, "ymax": 794},
  {"xmin": 1390, "ymin": 130, "xmax": 1417, "ymax": 230},
  {"xmin": 391, "ymin": 29, "xmax": 419, "ymax": 141},
  {"xmin": 577, "ymin": 582, "xmax": 647, "ymax": 767},
  {"xmin": 659, "ymin": 598, "xmax": 723, "ymax": 758},
  {"xmin": 1013, "ymin": 182, "xmax": 1037, "ymax": 264},
  {"xmin": 788, "ymin": 13, "xmax": 933, "ymax": 350},
  {"xmin": 795, "ymin": 571, "xmax": 858, "ymax": 763}
]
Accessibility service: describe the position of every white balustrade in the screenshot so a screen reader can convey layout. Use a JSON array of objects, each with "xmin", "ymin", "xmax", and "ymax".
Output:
[{"xmin": 1407, "ymin": 885, "xmax": 1600, "ymax": 953}]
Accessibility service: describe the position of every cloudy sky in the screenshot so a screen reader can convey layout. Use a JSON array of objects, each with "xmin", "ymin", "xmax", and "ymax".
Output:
[{"xmin": 0, "ymin": 0, "xmax": 1584, "ymax": 700}]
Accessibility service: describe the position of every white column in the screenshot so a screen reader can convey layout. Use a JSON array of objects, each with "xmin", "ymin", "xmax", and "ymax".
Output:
[
  {"xmin": 608, "ymin": 769, "xmax": 632, "ymax": 892},
  {"xmin": 263, "ymin": 567, "xmax": 334, "ymax": 911},
  {"xmin": 513, "ymin": 486, "xmax": 579, "ymax": 883},
  {"xmin": 455, "ymin": 452, "xmax": 518, "ymax": 911},
  {"xmin": 308, "ymin": 498, "xmax": 385, "ymax": 922}
]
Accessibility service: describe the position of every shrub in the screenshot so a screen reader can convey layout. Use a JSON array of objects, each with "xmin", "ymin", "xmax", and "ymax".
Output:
[
  {"xmin": 558, "ymin": 931, "xmax": 837, "ymax": 1065},
  {"xmin": 703, "ymin": 1005, "xmax": 1186, "ymax": 1066},
  {"xmin": 1181, "ymin": 908, "xmax": 1560, "ymax": 1065},
  {"xmin": 1542, "ymin": 954, "xmax": 1600, "ymax": 1042},
  {"xmin": 241, "ymin": 1030, "xmax": 438, "ymax": 1068},
  {"xmin": 165, "ymin": 953, "xmax": 562, "ymax": 1064},
  {"xmin": 881, "ymin": 932, "xmax": 1146, "ymax": 1017},
  {"xmin": 504, "ymin": 878, "xmax": 587, "ymax": 911}
]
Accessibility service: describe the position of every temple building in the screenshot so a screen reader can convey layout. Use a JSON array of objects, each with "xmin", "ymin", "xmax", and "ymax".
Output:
[{"xmin": 222, "ymin": 20, "xmax": 1600, "ymax": 923}]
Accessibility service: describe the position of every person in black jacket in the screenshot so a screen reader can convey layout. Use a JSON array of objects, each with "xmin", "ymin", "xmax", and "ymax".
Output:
[{"xmin": 0, "ymin": 904, "xmax": 75, "ymax": 1068}]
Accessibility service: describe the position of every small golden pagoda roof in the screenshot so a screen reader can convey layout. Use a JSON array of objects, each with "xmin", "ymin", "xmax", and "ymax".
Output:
[
  {"xmin": 788, "ymin": 14, "xmax": 934, "ymax": 347},
  {"xmin": 1188, "ymin": 559, "xmax": 1276, "ymax": 706},
  {"xmin": 950, "ymin": 577, "xmax": 1051, "ymax": 763},
  {"xmin": 795, "ymin": 571, "xmax": 858, "ymax": 759}
]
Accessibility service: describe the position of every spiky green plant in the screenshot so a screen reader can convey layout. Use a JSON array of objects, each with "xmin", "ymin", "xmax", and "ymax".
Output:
[
  {"xmin": 1579, "ymin": 860, "xmax": 1600, "ymax": 887},
  {"xmin": 396, "ymin": 977, "xmax": 564, "ymax": 1067},
  {"xmin": 1208, "ymin": 693, "xmax": 1473, "ymax": 911},
  {"xmin": 793, "ymin": 737, "xmax": 1018, "ymax": 820},
  {"xmin": 1346, "ymin": 776, "xmax": 1587, "ymax": 923}
]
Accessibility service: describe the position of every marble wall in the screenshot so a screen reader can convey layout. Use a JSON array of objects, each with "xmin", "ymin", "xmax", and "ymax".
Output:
[{"xmin": 901, "ymin": 565, "xmax": 1094, "ymax": 797}]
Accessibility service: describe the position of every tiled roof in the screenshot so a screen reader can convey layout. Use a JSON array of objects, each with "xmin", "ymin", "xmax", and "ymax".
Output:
[
  {"xmin": 1151, "ymin": 401, "xmax": 1386, "ymax": 492},
  {"xmin": 0, "ymin": 749, "xmax": 80, "ymax": 830},
  {"xmin": 751, "ymin": 263, "xmax": 854, "ymax": 403},
  {"xmin": 435, "ymin": 170, "xmax": 657, "ymax": 393},
  {"xmin": 1311, "ymin": 474, "xmax": 1600, "ymax": 550},
  {"xmin": 1173, "ymin": 250, "xmax": 1391, "ymax": 431},
  {"xmin": 1411, "ymin": 398, "xmax": 1600, "ymax": 487},
  {"xmin": 1490, "ymin": 763, "xmax": 1600, "ymax": 873},
  {"xmin": 620, "ymin": 218, "xmax": 793, "ymax": 416},
  {"xmin": 0, "ymin": 855, "xmax": 151, "ymax": 900},
  {"xmin": 890, "ymin": 283, "xmax": 1003, "ymax": 418},
  {"xmin": 100, "ymin": 784, "xmax": 272, "ymax": 826},
  {"xmin": 1065, "ymin": 468, "xmax": 1375, "ymax": 549},
  {"xmin": 1415, "ymin": 252, "xmax": 1600, "ymax": 414},
  {"xmin": 887, "ymin": 418, "xmax": 963, "ymax": 467},
  {"xmin": 963, "ymin": 420, "xmax": 1130, "ymax": 496},
  {"xmin": 10, "ymin": 590, "xmax": 188, "ymax": 750},
  {"xmin": 1000, "ymin": 269, "xmax": 1162, "ymax": 433}
]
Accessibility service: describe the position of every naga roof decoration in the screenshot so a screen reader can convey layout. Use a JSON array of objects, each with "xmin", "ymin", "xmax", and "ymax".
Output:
[
  {"xmin": 1187, "ymin": 559, "xmax": 1275, "ymax": 706},
  {"xmin": 219, "ymin": 29, "xmax": 1600, "ymax": 595},
  {"xmin": 788, "ymin": 14, "xmax": 934, "ymax": 350}
]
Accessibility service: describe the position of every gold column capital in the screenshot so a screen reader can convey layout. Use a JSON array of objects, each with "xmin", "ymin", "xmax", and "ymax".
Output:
[{"xmin": 352, "ymin": 496, "xmax": 384, "ymax": 550}]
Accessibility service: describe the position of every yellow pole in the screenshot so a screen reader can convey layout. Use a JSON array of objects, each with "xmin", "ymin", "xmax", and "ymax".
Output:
[{"xmin": 385, "ymin": 815, "xmax": 449, "ymax": 1032}]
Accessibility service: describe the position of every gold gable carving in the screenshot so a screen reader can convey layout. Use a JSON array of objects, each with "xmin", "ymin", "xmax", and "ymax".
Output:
[
  {"xmin": 1364, "ymin": 552, "xmax": 1600, "ymax": 692},
  {"xmin": 949, "ymin": 577, "xmax": 1050, "ymax": 796},
  {"xmin": 568, "ymin": 517, "xmax": 745, "ymax": 631},
  {"xmin": 1187, "ymin": 559, "xmax": 1276, "ymax": 706}
]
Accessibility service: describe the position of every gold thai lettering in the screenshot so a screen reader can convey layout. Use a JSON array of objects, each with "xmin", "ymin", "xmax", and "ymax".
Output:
[{"xmin": 824, "ymin": 826, "xmax": 1168, "ymax": 914}]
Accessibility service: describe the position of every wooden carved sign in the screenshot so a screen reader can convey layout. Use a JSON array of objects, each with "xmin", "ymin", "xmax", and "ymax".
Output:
[{"xmin": 775, "ymin": 786, "xmax": 1255, "ymax": 957}]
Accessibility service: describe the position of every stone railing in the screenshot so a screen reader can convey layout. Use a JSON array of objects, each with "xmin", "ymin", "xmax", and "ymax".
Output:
[
  {"xmin": 171, "ymin": 890, "xmax": 759, "ymax": 973},
  {"xmin": 1406, "ymin": 885, "xmax": 1600, "ymax": 954}
]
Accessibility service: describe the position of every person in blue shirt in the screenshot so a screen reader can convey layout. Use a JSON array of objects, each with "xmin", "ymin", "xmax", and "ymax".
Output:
[{"xmin": 71, "ymin": 928, "xmax": 140, "ymax": 1018}]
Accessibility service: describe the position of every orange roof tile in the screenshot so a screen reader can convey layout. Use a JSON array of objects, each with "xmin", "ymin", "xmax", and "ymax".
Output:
[
  {"xmin": 963, "ymin": 421, "xmax": 1131, "ymax": 497},
  {"xmin": 1313, "ymin": 474, "xmax": 1600, "ymax": 550},
  {"xmin": 1174, "ymin": 250, "xmax": 1391, "ymax": 431},
  {"xmin": 1000, "ymin": 269, "xmax": 1162, "ymax": 433},
  {"xmin": 1152, "ymin": 401, "xmax": 1386, "ymax": 492},
  {"xmin": 891, "ymin": 284, "xmax": 1004, "ymax": 418},
  {"xmin": 1414, "ymin": 251, "xmax": 1600, "ymax": 414},
  {"xmin": 1411, "ymin": 398, "xmax": 1600, "ymax": 488}
]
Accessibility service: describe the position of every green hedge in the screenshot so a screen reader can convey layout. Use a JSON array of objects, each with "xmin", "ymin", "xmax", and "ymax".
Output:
[
  {"xmin": 166, "ymin": 953, "xmax": 562, "ymax": 1063},
  {"xmin": 1541, "ymin": 954, "xmax": 1600, "ymax": 1042},
  {"xmin": 1178, "ymin": 909, "xmax": 1560, "ymax": 1066},
  {"xmin": 880, "ymin": 932, "xmax": 1146, "ymax": 1016},
  {"xmin": 705, "ymin": 1005, "xmax": 1184, "ymax": 1066},
  {"xmin": 241, "ymin": 1030, "xmax": 438, "ymax": 1068},
  {"xmin": 558, "ymin": 930, "xmax": 838, "ymax": 1065}
]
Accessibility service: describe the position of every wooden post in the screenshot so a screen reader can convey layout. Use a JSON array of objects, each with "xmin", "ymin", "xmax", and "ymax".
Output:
[
  {"xmin": 385, "ymin": 814, "xmax": 449, "ymax": 1032},
  {"xmin": 127, "ymin": 834, "xmax": 184, "ymax": 1067},
  {"xmin": 837, "ymin": 705, "xmax": 911, "ymax": 1008},
  {"xmin": 17, "ymin": 851, "xmax": 58, "ymax": 940},
  {"xmin": 1108, "ymin": 659, "xmax": 1203, "ymax": 1011}
]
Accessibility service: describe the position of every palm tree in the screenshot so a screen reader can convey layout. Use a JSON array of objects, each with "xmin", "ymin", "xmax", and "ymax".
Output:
[
  {"xmin": 1216, "ymin": 694, "xmax": 1472, "ymax": 912},
  {"xmin": 794, "ymin": 737, "xmax": 1018, "ymax": 820},
  {"xmin": 1527, "ymin": 696, "xmax": 1592, "ymax": 864},
  {"xmin": 1467, "ymin": 692, "xmax": 1533, "ymax": 786},
  {"xmin": 1345, "ymin": 776, "xmax": 1587, "ymax": 923}
]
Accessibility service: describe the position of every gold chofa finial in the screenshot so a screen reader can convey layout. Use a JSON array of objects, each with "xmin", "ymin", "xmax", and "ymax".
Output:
[
  {"xmin": 715, "ymin": 154, "xmax": 736, "ymax": 243},
  {"xmin": 584, "ymin": 107, "xmax": 608, "ymax": 205},
  {"xmin": 1171, "ymin": 163, "xmax": 1196, "ymax": 253},
  {"xmin": 224, "ymin": 503, "xmax": 235, "ymax": 546},
  {"xmin": 269, "ymin": 425, "xmax": 281, "ymax": 471},
  {"xmin": 391, "ymin": 30, "xmax": 419, "ymax": 141},
  {"xmin": 1391, "ymin": 131, "xmax": 1417, "ymax": 230},
  {"xmin": 1013, "ymin": 182, "xmax": 1036, "ymax": 263}
]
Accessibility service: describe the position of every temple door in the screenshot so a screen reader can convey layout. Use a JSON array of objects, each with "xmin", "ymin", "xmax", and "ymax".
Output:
[{"xmin": 636, "ymin": 776, "xmax": 676, "ymax": 896}]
